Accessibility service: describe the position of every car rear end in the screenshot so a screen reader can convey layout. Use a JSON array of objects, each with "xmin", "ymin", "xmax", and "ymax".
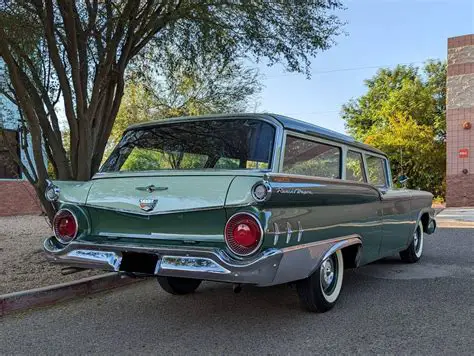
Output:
[{"xmin": 43, "ymin": 116, "xmax": 285, "ymax": 285}]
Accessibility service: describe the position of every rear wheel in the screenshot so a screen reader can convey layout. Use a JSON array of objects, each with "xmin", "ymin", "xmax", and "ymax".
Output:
[
  {"xmin": 296, "ymin": 250, "xmax": 344, "ymax": 313},
  {"xmin": 157, "ymin": 276, "xmax": 202, "ymax": 295},
  {"xmin": 400, "ymin": 220, "xmax": 424, "ymax": 263}
]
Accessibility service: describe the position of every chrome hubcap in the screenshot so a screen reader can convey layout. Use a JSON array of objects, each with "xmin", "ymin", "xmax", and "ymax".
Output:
[
  {"xmin": 320, "ymin": 258, "xmax": 335, "ymax": 291},
  {"xmin": 414, "ymin": 227, "xmax": 421, "ymax": 252}
]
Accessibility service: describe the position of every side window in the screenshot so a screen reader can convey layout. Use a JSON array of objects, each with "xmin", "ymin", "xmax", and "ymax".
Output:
[
  {"xmin": 366, "ymin": 155, "xmax": 387, "ymax": 186},
  {"xmin": 346, "ymin": 150, "xmax": 365, "ymax": 182},
  {"xmin": 283, "ymin": 135, "xmax": 341, "ymax": 178}
]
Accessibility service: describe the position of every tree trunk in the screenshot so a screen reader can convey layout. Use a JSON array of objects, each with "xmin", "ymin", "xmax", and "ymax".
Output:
[{"xmin": 33, "ymin": 182, "xmax": 56, "ymax": 223}]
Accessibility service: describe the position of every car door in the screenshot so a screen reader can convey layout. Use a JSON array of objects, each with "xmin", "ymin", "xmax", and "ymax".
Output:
[
  {"xmin": 364, "ymin": 154, "xmax": 412, "ymax": 256},
  {"xmin": 344, "ymin": 149, "xmax": 383, "ymax": 263}
]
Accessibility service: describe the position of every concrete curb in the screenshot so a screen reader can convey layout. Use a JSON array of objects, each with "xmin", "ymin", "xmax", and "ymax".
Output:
[
  {"xmin": 0, "ymin": 272, "xmax": 142, "ymax": 317},
  {"xmin": 437, "ymin": 220, "xmax": 474, "ymax": 228}
]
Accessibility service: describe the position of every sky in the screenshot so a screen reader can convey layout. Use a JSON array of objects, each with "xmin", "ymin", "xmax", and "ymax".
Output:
[{"xmin": 255, "ymin": 0, "xmax": 474, "ymax": 134}]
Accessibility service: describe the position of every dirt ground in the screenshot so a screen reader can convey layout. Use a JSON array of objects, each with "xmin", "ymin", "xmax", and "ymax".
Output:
[{"xmin": 0, "ymin": 215, "xmax": 101, "ymax": 294}]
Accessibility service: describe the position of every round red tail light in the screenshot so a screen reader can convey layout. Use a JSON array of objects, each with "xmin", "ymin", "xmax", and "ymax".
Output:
[
  {"xmin": 224, "ymin": 213, "xmax": 263, "ymax": 256},
  {"xmin": 53, "ymin": 209, "xmax": 78, "ymax": 244}
]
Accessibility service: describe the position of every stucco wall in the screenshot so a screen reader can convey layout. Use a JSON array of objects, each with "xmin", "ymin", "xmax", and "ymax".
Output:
[{"xmin": 446, "ymin": 35, "xmax": 474, "ymax": 207}]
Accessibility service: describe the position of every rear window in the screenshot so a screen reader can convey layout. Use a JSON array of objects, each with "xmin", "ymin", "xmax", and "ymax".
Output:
[
  {"xmin": 101, "ymin": 119, "xmax": 275, "ymax": 172},
  {"xmin": 283, "ymin": 136, "xmax": 341, "ymax": 178}
]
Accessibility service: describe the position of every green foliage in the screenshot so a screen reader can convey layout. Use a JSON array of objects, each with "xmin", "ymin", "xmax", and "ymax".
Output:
[
  {"xmin": 109, "ymin": 55, "xmax": 262, "ymax": 146},
  {"xmin": 342, "ymin": 61, "xmax": 446, "ymax": 140},
  {"xmin": 121, "ymin": 148, "xmax": 208, "ymax": 172},
  {"xmin": 365, "ymin": 114, "xmax": 446, "ymax": 196},
  {"xmin": 342, "ymin": 61, "xmax": 446, "ymax": 196},
  {"xmin": 345, "ymin": 151, "xmax": 365, "ymax": 182}
]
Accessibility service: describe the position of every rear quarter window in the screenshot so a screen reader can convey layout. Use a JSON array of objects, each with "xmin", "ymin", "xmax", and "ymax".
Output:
[
  {"xmin": 346, "ymin": 150, "xmax": 366, "ymax": 182},
  {"xmin": 366, "ymin": 155, "xmax": 387, "ymax": 186},
  {"xmin": 283, "ymin": 135, "xmax": 341, "ymax": 179}
]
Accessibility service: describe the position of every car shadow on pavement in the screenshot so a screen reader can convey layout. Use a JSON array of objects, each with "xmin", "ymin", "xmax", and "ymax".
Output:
[{"xmin": 121, "ymin": 270, "xmax": 381, "ymax": 323}]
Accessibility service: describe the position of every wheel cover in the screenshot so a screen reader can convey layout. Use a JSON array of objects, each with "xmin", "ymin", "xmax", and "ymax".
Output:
[
  {"xmin": 414, "ymin": 224, "xmax": 423, "ymax": 258},
  {"xmin": 320, "ymin": 253, "xmax": 341, "ymax": 297},
  {"xmin": 320, "ymin": 256, "xmax": 336, "ymax": 293},
  {"xmin": 318, "ymin": 250, "xmax": 344, "ymax": 303}
]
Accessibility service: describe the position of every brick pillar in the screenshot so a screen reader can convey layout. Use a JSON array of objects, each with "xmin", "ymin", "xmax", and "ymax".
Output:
[{"xmin": 446, "ymin": 34, "xmax": 474, "ymax": 207}]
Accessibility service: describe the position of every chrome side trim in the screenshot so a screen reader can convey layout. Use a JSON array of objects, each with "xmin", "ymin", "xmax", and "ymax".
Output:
[
  {"xmin": 286, "ymin": 222, "xmax": 293, "ymax": 244},
  {"xmin": 273, "ymin": 223, "xmax": 280, "ymax": 245},
  {"xmin": 297, "ymin": 221, "xmax": 303, "ymax": 242},
  {"xmin": 97, "ymin": 232, "xmax": 221, "ymax": 242},
  {"xmin": 265, "ymin": 172, "xmax": 382, "ymax": 197},
  {"xmin": 85, "ymin": 204, "xmax": 223, "ymax": 216},
  {"xmin": 271, "ymin": 235, "xmax": 362, "ymax": 286}
]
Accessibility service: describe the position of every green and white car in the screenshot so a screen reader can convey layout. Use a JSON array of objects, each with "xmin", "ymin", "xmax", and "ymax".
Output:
[{"xmin": 43, "ymin": 114, "xmax": 436, "ymax": 312}]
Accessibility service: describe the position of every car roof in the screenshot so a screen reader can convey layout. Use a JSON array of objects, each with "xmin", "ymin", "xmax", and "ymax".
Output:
[{"xmin": 126, "ymin": 113, "xmax": 386, "ymax": 157}]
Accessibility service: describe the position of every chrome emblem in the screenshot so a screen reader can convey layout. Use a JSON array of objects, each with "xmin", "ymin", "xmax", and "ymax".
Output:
[
  {"xmin": 136, "ymin": 185, "xmax": 168, "ymax": 193},
  {"xmin": 139, "ymin": 199, "xmax": 158, "ymax": 212}
]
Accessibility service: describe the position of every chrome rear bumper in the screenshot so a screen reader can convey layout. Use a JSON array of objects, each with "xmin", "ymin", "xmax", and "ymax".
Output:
[{"xmin": 43, "ymin": 235, "xmax": 361, "ymax": 286}]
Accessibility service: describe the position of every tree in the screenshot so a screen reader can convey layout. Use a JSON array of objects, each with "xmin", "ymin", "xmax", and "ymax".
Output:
[
  {"xmin": 342, "ymin": 60, "xmax": 446, "ymax": 197},
  {"xmin": 107, "ymin": 55, "xmax": 261, "ymax": 171},
  {"xmin": 365, "ymin": 114, "xmax": 445, "ymax": 197},
  {"xmin": 0, "ymin": 0, "xmax": 344, "ymax": 220},
  {"xmin": 110, "ymin": 54, "xmax": 261, "ymax": 143}
]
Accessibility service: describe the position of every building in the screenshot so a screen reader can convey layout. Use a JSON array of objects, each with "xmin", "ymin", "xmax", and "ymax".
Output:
[
  {"xmin": 446, "ymin": 34, "xmax": 474, "ymax": 207},
  {"xmin": 0, "ymin": 59, "xmax": 42, "ymax": 216}
]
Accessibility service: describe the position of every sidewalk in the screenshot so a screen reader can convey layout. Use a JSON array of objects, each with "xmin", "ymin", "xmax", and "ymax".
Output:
[{"xmin": 436, "ymin": 208, "xmax": 474, "ymax": 228}]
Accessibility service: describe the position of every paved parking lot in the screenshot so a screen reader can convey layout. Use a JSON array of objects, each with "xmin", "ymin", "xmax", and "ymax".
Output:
[{"xmin": 0, "ymin": 227, "xmax": 473, "ymax": 355}]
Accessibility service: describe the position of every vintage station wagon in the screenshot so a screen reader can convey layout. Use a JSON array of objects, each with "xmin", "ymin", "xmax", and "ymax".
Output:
[{"xmin": 43, "ymin": 114, "xmax": 436, "ymax": 312}]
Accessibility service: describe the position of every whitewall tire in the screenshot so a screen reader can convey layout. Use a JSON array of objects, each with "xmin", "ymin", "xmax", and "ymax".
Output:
[
  {"xmin": 400, "ymin": 220, "xmax": 424, "ymax": 263},
  {"xmin": 296, "ymin": 249, "xmax": 344, "ymax": 312}
]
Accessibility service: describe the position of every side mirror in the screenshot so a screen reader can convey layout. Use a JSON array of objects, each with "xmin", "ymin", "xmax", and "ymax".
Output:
[{"xmin": 397, "ymin": 175, "xmax": 409, "ymax": 185}]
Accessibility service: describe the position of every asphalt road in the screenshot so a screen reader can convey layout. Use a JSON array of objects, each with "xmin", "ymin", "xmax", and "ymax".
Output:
[{"xmin": 1, "ymin": 228, "xmax": 473, "ymax": 355}]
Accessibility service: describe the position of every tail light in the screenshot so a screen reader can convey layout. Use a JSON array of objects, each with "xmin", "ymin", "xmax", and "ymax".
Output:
[
  {"xmin": 53, "ymin": 209, "xmax": 78, "ymax": 244},
  {"xmin": 224, "ymin": 213, "xmax": 263, "ymax": 256}
]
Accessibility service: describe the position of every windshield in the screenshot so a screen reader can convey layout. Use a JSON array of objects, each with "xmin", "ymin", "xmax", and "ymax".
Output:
[{"xmin": 100, "ymin": 119, "xmax": 276, "ymax": 172}]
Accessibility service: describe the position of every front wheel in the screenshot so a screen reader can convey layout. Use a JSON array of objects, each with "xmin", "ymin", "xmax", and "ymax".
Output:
[
  {"xmin": 296, "ymin": 250, "xmax": 344, "ymax": 313},
  {"xmin": 157, "ymin": 276, "xmax": 202, "ymax": 295},
  {"xmin": 400, "ymin": 220, "xmax": 424, "ymax": 263}
]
